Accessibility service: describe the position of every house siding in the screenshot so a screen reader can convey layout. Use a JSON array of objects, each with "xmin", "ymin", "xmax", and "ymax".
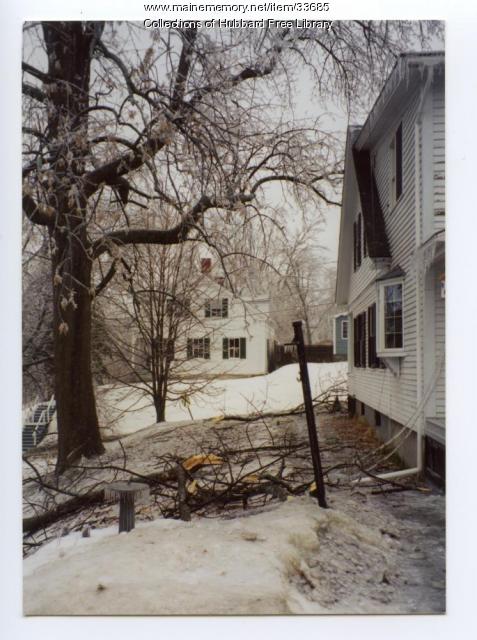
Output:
[
  {"xmin": 337, "ymin": 54, "xmax": 445, "ymax": 478},
  {"xmin": 184, "ymin": 292, "xmax": 273, "ymax": 377},
  {"xmin": 432, "ymin": 74, "xmax": 445, "ymax": 224},
  {"xmin": 434, "ymin": 262, "xmax": 445, "ymax": 419},
  {"xmin": 348, "ymin": 85, "xmax": 423, "ymax": 431}
]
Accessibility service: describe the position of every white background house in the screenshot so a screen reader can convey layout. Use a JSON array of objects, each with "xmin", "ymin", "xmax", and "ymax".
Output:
[
  {"xmin": 183, "ymin": 270, "xmax": 275, "ymax": 377},
  {"xmin": 335, "ymin": 52, "xmax": 445, "ymax": 485}
]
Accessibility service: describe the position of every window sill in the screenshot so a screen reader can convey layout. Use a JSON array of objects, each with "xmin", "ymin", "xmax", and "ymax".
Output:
[{"xmin": 377, "ymin": 350, "xmax": 406, "ymax": 358}]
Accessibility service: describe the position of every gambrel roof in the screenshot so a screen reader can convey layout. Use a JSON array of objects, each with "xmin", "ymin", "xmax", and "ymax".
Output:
[{"xmin": 335, "ymin": 52, "xmax": 444, "ymax": 305}]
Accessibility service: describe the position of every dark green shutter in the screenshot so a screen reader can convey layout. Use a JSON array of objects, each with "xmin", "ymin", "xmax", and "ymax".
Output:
[
  {"xmin": 356, "ymin": 214, "xmax": 362, "ymax": 267},
  {"xmin": 240, "ymin": 337, "xmax": 246, "ymax": 359},
  {"xmin": 205, "ymin": 301, "xmax": 210, "ymax": 317},
  {"xmin": 204, "ymin": 337, "xmax": 210, "ymax": 360},
  {"xmin": 368, "ymin": 304, "xmax": 380, "ymax": 368},
  {"xmin": 353, "ymin": 222, "xmax": 357, "ymax": 271},
  {"xmin": 222, "ymin": 298, "xmax": 228, "ymax": 318},
  {"xmin": 187, "ymin": 339, "xmax": 192, "ymax": 359},
  {"xmin": 168, "ymin": 339, "xmax": 175, "ymax": 361},
  {"xmin": 396, "ymin": 123, "xmax": 403, "ymax": 199},
  {"xmin": 353, "ymin": 317, "xmax": 359, "ymax": 367},
  {"xmin": 222, "ymin": 338, "xmax": 229, "ymax": 359},
  {"xmin": 361, "ymin": 313, "xmax": 367, "ymax": 368}
]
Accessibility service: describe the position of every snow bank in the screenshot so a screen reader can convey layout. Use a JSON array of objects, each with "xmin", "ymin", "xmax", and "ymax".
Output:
[
  {"xmin": 23, "ymin": 495, "xmax": 392, "ymax": 616},
  {"xmin": 97, "ymin": 362, "xmax": 347, "ymax": 437}
]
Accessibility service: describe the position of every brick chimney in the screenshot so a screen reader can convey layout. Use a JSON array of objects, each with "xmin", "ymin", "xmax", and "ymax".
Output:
[{"xmin": 200, "ymin": 258, "xmax": 212, "ymax": 273}]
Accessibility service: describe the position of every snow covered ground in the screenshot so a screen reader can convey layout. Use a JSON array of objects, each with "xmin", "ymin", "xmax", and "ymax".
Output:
[
  {"xmin": 22, "ymin": 363, "xmax": 446, "ymax": 617},
  {"xmin": 23, "ymin": 411, "xmax": 445, "ymax": 616},
  {"xmin": 94, "ymin": 363, "xmax": 347, "ymax": 437},
  {"xmin": 23, "ymin": 495, "xmax": 405, "ymax": 616}
]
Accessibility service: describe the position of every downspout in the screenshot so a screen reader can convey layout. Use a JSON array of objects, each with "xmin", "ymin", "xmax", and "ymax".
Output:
[{"xmin": 355, "ymin": 67, "xmax": 434, "ymax": 485}]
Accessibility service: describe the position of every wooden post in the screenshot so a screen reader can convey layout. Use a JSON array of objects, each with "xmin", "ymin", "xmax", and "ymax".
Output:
[
  {"xmin": 292, "ymin": 321, "xmax": 328, "ymax": 508},
  {"xmin": 176, "ymin": 464, "xmax": 192, "ymax": 521},
  {"xmin": 119, "ymin": 491, "xmax": 136, "ymax": 533},
  {"xmin": 104, "ymin": 482, "xmax": 150, "ymax": 533}
]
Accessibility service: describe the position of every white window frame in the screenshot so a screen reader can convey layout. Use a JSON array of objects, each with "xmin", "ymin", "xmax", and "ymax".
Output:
[
  {"xmin": 377, "ymin": 277, "xmax": 405, "ymax": 357},
  {"xmin": 341, "ymin": 319, "xmax": 348, "ymax": 340},
  {"xmin": 223, "ymin": 337, "xmax": 246, "ymax": 360},
  {"xmin": 190, "ymin": 337, "xmax": 210, "ymax": 359},
  {"xmin": 228, "ymin": 337, "xmax": 241, "ymax": 359},
  {"xmin": 205, "ymin": 297, "xmax": 229, "ymax": 318}
]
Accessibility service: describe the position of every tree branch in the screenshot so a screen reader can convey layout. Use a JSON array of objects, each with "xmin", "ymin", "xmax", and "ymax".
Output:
[
  {"xmin": 22, "ymin": 61, "xmax": 51, "ymax": 84},
  {"xmin": 22, "ymin": 82, "xmax": 47, "ymax": 103},
  {"xmin": 251, "ymin": 174, "xmax": 341, "ymax": 206},
  {"xmin": 22, "ymin": 194, "xmax": 55, "ymax": 226},
  {"xmin": 92, "ymin": 195, "xmax": 214, "ymax": 257}
]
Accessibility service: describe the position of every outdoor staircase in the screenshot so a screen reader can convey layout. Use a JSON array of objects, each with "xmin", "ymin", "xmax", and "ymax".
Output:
[{"xmin": 22, "ymin": 397, "xmax": 56, "ymax": 453}]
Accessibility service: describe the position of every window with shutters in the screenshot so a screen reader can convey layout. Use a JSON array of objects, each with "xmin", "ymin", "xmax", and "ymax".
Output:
[
  {"xmin": 166, "ymin": 297, "xmax": 190, "ymax": 317},
  {"xmin": 205, "ymin": 297, "xmax": 228, "ymax": 318},
  {"xmin": 353, "ymin": 312, "xmax": 366, "ymax": 368},
  {"xmin": 377, "ymin": 279, "xmax": 405, "ymax": 355},
  {"xmin": 222, "ymin": 337, "xmax": 246, "ymax": 360},
  {"xmin": 142, "ymin": 337, "xmax": 175, "ymax": 368},
  {"xmin": 353, "ymin": 214, "xmax": 363, "ymax": 271},
  {"xmin": 367, "ymin": 304, "xmax": 383, "ymax": 368},
  {"xmin": 390, "ymin": 123, "xmax": 403, "ymax": 207},
  {"xmin": 187, "ymin": 337, "xmax": 210, "ymax": 359}
]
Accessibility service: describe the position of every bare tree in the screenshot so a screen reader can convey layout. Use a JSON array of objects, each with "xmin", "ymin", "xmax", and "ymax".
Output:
[
  {"xmin": 22, "ymin": 225, "xmax": 54, "ymax": 404},
  {"xmin": 22, "ymin": 21, "xmax": 442, "ymax": 471},
  {"xmin": 99, "ymin": 240, "xmax": 210, "ymax": 423}
]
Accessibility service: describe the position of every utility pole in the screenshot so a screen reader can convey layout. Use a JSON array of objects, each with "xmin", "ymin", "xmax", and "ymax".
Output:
[{"xmin": 292, "ymin": 320, "xmax": 328, "ymax": 508}]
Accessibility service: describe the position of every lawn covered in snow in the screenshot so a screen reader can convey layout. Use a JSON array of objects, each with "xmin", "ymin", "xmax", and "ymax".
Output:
[{"xmin": 95, "ymin": 362, "xmax": 347, "ymax": 438}]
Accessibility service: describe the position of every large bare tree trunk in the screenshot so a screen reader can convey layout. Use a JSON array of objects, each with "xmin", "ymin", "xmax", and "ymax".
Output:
[
  {"xmin": 52, "ymin": 230, "xmax": 105, "ymax": 473},
  {"xmin": 42, "ymin": 23, "xmax": 105, "ymax": 472}
]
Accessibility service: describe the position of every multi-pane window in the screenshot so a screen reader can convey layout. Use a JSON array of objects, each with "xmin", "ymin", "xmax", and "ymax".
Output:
[
  {"xmin": 154, "ymin": 337, "xmax": 175, "ymax": 361},
  {"xmin": 353, "ymin": 312, "xmax": 366, "ymax": 368},
  {"xmin": 166, "ymin": 297, "xmax": 190, "ymax": 317},
  {"xmin": 376, "ymin": 279, "xmax": 404, "ymax": 355},
  {"xmin": 187, "ymin": 337, "xmax": 210, "ymax": 359},
  {"xmin": 137, "ymin": 336, "xmax": 175, "ymax": 369},
  {"xmin": 383, "ymin": 283, "xmax": 403, "ymax": 349},
  {"xmin": 222, "ymin": 337, "xmax": 246, "ymax": 360},
  {"xmin": 390, "ymin": 123, "xmax": 403, "ymax": 206},
  {"xmin": 205, "ymin": 298, "xmax": 228, "ymax": 318},
  {"xmin": 341, "ymin": 319, "xmax": 348, "ymax": 340}
]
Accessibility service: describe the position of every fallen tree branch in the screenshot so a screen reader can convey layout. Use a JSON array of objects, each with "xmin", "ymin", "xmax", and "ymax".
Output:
[{"xmin": 23, "ymin": 466, "xmax": 178, "ymax": 536}]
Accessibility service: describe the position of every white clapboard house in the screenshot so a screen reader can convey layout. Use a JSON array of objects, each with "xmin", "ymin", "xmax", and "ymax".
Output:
[
  {"xmin": 335, "ymin": 52, "xmax": 445, "ymax": 486},
  {"xmin": 183, "ymin": 262, "xmax": 275, "ymax": 377}
]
